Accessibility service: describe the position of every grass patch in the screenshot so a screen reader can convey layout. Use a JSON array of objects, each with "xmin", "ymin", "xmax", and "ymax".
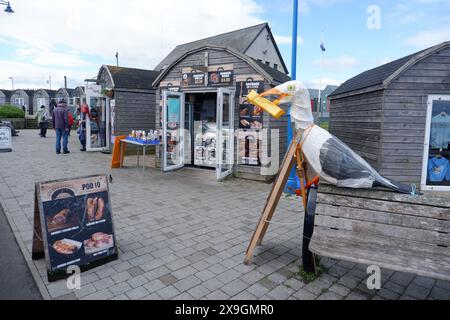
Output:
[{"xmin": 298, "ymin": 259, "xmax": 324, "ymax": 284}]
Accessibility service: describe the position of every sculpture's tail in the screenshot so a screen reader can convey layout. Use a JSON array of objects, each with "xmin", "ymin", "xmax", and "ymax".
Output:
[{"xmin": 373, "ymin": 176, "xmax": 415, "ymax": 194}]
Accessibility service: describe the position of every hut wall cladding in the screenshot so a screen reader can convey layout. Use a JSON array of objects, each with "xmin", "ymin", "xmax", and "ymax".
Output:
[
  {"xmin": 329, "ymin": 90, "xmax": 384, "ymax": 170},
  {"xmin": 380, "ymin": 46, "xmax": 450, "ymax": 184},
  {"xmin": 114, "ymin": 90, "xmax": 156, "ymax": 136},
  {"xmin": 155, "ymin": 48, "xmax": 288, "ymax": 177}
]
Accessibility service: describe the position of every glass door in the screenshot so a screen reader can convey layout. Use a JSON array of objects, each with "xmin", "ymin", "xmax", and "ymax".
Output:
[
  {"xmin": 162, "ymin": 91, "xmax": 185, "ymax": 172},
  {"xmin": 86, "ymin": 95, "xmax": 110, "ymax": 152},
  {"xmin": 216, "ymin": 88, "xmax": 234, "ymax": 180}
]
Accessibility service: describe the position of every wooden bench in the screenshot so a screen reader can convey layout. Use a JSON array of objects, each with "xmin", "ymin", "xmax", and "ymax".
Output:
[{"xmin": 305, "ymin": 184, "xmax": 450, "ymax": 282}]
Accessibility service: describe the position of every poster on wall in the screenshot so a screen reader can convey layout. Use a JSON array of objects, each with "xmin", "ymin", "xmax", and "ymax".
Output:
[
  {"xmin": 181, "ymin": 68, "xmax": 206, "ymax": 87},
  {"xmin": 32, "ymin": 175, "xmax": 118, "ymax": 282},
  {"xmin": 236, "ymin": 75, "xmax": 265, "ymax": 166},
  {"xmin": 238, "ymin": 131, "xmax": 260, "ymax": 166},
  {"xmin": 208, "ymin": 64, "xmax": 234, "ymax": 87},
  {"xmin": 110, "ymin": 99, "xmax": 116, "ymax": 143}
]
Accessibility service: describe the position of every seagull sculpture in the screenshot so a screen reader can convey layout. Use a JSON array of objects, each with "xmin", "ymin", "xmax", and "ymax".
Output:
[{"xmin": 247, "ymin": 80, "xmax": 414, "ymax": 194}]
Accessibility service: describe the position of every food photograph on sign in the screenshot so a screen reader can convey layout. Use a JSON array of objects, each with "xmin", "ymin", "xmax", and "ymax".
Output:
[{"xmin": 38, "ymin": 176, "xmax": 117, "ymax": 275}]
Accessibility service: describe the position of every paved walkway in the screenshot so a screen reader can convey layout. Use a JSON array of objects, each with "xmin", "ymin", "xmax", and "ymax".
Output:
[{"xmin": 0, "ymin": 130, "xmax": 449, "ymax": 300}]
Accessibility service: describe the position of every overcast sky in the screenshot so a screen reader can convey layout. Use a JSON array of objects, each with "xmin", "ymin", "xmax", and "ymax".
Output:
[{"xmin": 0, "ymin": 0, "xmax": 449, "ymax": 90}]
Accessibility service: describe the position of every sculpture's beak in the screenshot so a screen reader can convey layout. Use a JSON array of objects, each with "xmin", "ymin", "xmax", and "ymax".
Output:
[{"xmin": 246, "ymin": 88, "xmax": 290, "ymax": 119}]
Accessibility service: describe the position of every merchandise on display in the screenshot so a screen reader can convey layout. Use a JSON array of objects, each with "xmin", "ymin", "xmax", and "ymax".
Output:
[{"xmin": 127, "ymin": 130, "xmax": 160, "ymax": 144}]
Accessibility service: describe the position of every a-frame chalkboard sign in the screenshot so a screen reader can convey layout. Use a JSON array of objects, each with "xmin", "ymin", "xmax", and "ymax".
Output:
[{"xmin": 32, "ymin": 175, "xmax": 118, "ymax": 282}]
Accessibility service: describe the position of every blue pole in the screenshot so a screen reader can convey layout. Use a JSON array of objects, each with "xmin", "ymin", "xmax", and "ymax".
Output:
[{"xmin": 284, "ymin": 0, "xmax": 299, "ymax": 194}]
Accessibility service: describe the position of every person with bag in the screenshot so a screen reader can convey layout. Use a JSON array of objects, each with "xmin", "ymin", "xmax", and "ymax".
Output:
[{"xmin": 36, "ymin": 105, "xmax": 49, "ymax": 138}]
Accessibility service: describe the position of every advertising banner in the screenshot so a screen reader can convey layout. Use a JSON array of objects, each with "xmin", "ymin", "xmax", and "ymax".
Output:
[
  {"xmin": 181, "ymin": 68, "xmax": 206, "ymax": 87},
  {"xmin": 32, "ymin": 175, "xmax": 118, "ymax": 282},
  {"xmin": 208, "ymin": 64, "xmax": 234, "ymax": 87}
]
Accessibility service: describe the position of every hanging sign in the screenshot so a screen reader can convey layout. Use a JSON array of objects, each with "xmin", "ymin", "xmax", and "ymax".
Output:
[
  {"xmin": 32, "ymin": 175, "xmax": 118, "ymax": 282},
  {"xmin": 0, "ymin": 127, "xmax": 12, "ymax": 152}
]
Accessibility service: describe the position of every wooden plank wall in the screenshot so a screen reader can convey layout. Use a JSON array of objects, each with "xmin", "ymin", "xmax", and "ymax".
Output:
[
  {"xmin": 114, "ymin": 90, "xmax": 156, "ymax": 136},
  {"xmin": 155, "ymin": 48, "xmax": 288, "ymax": 179},
  {"xmin": 97, "ymin": 68, "xmax": 157, "ymax": 137},
  {"xmin": 329, "ymin": 90, "xmax": 384, "ymax": 169},
  {"xmin": 381, "ymin": 46, "xmax": 450, "ymax": 185}
]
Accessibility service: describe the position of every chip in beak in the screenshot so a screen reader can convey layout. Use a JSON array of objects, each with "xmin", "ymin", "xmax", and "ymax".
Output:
[{"xmin": 247, "ymin": 90, "xmax": 285, "ymax": 119}]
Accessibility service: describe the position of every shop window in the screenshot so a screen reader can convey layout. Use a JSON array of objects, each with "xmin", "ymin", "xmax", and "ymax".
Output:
[{"xmin": 422, "ymin": 95, "xmax": 450, "ymax": 190}]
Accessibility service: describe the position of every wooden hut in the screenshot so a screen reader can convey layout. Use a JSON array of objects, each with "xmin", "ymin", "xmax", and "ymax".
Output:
[
  {"xmin": 152, "ymin": 23, "xmax": 291, "ymax": 181},
  {"xmin": 329, "ymin": 41, "xmax": 450, "ymax": 191}
]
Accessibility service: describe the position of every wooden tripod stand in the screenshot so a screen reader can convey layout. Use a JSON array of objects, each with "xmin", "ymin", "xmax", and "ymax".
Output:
[{"xmin": 244, "ymin": 131, "xmax": 319, "ymax": 273}]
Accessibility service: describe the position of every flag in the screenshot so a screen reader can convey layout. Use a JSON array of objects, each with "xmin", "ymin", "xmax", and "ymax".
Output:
[{"xmin": 320, "ymin": 42, "xmax": 326, "ymax": 52}]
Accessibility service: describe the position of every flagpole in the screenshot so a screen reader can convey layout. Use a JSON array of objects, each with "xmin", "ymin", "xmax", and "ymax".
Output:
[{"xmin": 284, "ymin": 0, "xmax": 299, "ymax": 194}]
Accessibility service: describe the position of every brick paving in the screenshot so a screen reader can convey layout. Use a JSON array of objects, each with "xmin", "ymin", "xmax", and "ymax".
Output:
[{"xmin": 0, "ymin": 130, "xmax": 449, "ymax": 300}]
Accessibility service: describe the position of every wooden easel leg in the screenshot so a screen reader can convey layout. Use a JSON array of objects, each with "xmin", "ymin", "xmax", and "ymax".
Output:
[
  {"xmin": 244, "ymin": 140, "xmax": 297, "ymax": 264},
  {"xmin": 302, "ymin": 186, "xmax": 318, "ymax": 274}
]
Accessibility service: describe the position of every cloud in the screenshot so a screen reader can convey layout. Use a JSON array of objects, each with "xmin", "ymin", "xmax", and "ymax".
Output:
[
  {"xmin": 405, "ymin": 24, "xmax": 450, "ymax": 48},
  {"xmin": 306, "ymin": 77, "xmax": 342, "ymax": 90},
  {"xmin": 0, "ymin": 60, "xmax": 88, "ymax": 89},
  {"xmin": 313, "ymin": 55, "xmax": 360, "ymax": 71},
  {"xmin": 274, "ymin": 35, "xmax": 305, "ymax": 46},
  {"xmin": 0, "ymin": 0, "xmax": 263, "ymax": 88}
]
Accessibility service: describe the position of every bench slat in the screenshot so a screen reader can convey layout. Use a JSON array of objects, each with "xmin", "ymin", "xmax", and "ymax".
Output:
[
  {"xmin": 316, "ymin": 203, "xmax": 450, "ymax": 234},
  {"xmin": 310, "ymin": 227, "xmax": 450, "ymax": 282},
  {"xmin": 317, "ymin": 193, "xmax": 450, "ymax": 220},
  {"xmin": 315, "ymin": 214, "xmax": 450, "ymax": 246},
  {"xmin": 318, "ymin": 184, "xmax": 450, "ymax": 208}
]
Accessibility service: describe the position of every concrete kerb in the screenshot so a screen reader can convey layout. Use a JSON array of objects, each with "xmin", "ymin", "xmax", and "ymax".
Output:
[{"xmin": 0, "ymin": 201, "xmax": 51, "ymax": 300}]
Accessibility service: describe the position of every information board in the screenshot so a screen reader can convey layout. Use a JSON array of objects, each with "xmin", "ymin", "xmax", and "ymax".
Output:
[
  {"xmin": 32, "ymin": 175, "xmax": 118, "ymax": 282},
  {"xmin": 0, "ymin": 127, "xmax": 12, "ymax": 152}
]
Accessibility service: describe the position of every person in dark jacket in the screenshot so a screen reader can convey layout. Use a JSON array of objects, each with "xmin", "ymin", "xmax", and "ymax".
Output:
[{"xmin": 52, "ymin": 100, "xmax": 70, "ymax": 154}]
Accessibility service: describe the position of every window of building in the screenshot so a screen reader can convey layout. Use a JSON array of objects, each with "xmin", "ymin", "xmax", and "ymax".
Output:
[
  {"xmin": 422, "ymin": 95, "xmax": 450, "ymax": 191},
  {"xmin": 14, "ymin": 98, "xmax": 24, "ymax": 106},
  {"xmin": 265, "ymin": 61, "xmax": 270, "ymax": 66},
  {"xmin": 274, "ymin": 63, "xmax": 278, "ymax": 70},
  {"xmin": 37, "ymin": 98, "xmax": 47, "ymax": 108}
]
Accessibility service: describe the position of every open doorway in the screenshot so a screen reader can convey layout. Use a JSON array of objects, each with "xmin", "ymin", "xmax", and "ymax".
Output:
[{"xmin": 185, "ymin": 92, "xmax": 218, "ymax": 169}]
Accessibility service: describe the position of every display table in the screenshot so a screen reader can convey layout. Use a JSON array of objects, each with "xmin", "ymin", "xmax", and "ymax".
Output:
[{"xmin": 120, "ymin": 138, "xmax": 160, "ymax": 175}]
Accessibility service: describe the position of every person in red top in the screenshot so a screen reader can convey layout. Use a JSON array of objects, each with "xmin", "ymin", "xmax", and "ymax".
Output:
[{"xmin": 67, "ymin": 110, "xmax": 74, "ymax": 136}]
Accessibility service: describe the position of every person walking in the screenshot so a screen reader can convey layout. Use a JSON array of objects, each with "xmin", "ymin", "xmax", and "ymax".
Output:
[
  {"xmin": 52, "ymin": 100, "xmax": 70, "ymax": 154},
  {"xmin": 36, "ymin": 105, "xmax": 49, "ymax": 138}
]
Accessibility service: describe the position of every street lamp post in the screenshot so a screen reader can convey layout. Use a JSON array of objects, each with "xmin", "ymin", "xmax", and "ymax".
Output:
[
  {"xmin": 284, "ymin": 0, "xmax": 299, "ymax": 194},
  {"xmin": 0, "ymin": 1, "xmax": 14, "ymax": 14}
]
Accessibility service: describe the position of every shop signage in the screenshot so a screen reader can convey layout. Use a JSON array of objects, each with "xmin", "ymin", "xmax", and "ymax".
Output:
[
  {"xmin": 85, "ymin": 84, "xmax": 102, "ymax": 96},
  {"xmin": 32, "ymin": 175, "xmax": 118, "ymax": 282},
  {"xmin": 182, "ymin": 68, "xmax": 206, "ymax": 87},
  {"xmin": 0, "ymin": 127, "xmax": 12, "ymax": 152},
  {"xmin": 208, "ymin": 65, "xmax": 234, "ymax": 87},
  {"xmin": 160, "ymin": 81, "xmax": 181, "ymax": 92}
]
